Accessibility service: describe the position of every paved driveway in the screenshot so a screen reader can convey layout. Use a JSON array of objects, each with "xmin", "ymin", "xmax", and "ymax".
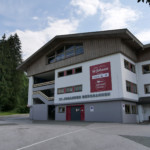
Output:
[{"xmin": 0, "ymin": 115, "xmax": 150, "ymax": 150}]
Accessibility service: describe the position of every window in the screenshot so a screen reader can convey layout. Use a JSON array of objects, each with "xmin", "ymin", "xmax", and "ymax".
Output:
[
  {"xmin": 124, "ymin": 59, "xmax": 136, "ymax": 73},
  {"xmin": 65, "ymin": 45, "xmax": 75, "ymax": 58},
  {"xmin": 132, "ymin": 105, "xmax": 137, "ymax": 114},
  {"xmin": 66, "ymin": 87, "xmax": 73, "ymax": 93},
  {"xmin": 58, "ymin": 84, "xmax": 82, "ymax": 94},
  {"xmin": 47, "ymin": 44, "xmax": 84, "ymax": 64},
  {"xmin": 75, "ymin": 44, "xmax": 84, "ymax": 55},
  {"xmin": 58, "ymin": 107, "xmax": 65, "ymax": 113},
  {"xmin": 58, "ymin": 71, "xmax": 64, "ymax": 77},
  {"xmin": 143, "ymin": 64, "xmax": 150, "ymax": 74},
  {"xmin": 74, "ymin": 85, "xmax": 82, "ymax": 92},
  {"xmin": 125, "ymin": 104, "xmax": 130, "ymax": 114},
  {"xmin": 126, "ymin": 81, "xmax": 137, "ymax": 94},
  {"xmin": 57, "ymin": 88, "xmax": 65, "ymax": 94},
  {"xmin": 66, "ymin": 69, "xmax": 73, "ymax": 76},
  {"xmin": 75, "ymin": 67, "xmax": 82, "ymax": 74},
  {"xmin": 145, "ymin": 84, "xmax": 150, "ymax": 94}
]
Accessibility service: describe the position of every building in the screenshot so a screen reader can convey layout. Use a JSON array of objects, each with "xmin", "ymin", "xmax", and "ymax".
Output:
[{"xmin": 17, "ymin": 29, "xmax": 150, "ymax": 123}]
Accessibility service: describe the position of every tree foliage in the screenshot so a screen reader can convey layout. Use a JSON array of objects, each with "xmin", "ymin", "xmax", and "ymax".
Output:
[
  {"xmin": 0, "ymin": 34, "xmax": 28, "ymax": 113},
  {"xmin": 137, "ymin": 0, "xmax": 150, "ymax": 5}
]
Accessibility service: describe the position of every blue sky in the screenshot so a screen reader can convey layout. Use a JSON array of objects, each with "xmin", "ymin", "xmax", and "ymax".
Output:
[{"xmin": 0, "ymin": 0, "xmax": 150, "ymax": 60}]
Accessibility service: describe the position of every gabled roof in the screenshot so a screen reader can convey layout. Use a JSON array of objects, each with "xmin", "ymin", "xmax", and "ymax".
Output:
[{"xmin": 17, "ymin": 28, "xmax": 144, "ymax": 71}]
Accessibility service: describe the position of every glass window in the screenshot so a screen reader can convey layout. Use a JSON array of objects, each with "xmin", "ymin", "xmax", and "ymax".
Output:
[
  {"xmin": 75, "ymin": 67, "xmax": 82, "ymax": 74},
  {"xmin": 132, "ymin": 105, "xmax": 137, "ymax": 114},
  {"xmin": 125, "ymin": 104, "xmax": 130, "ymax": 114},
  {"xmin": 126, "ymin": 81, "xmax": 131, "ymax": 92},
  {"xmin": 58, "ymin": 71, "xmax": 64, "ymax": 78},
  {"xmin": 143, "ymin": 64, "xmax": 150, "ymax": 74},
  {"xmin": 124, "ymin": 59, "xmax": 136, "ymax": 73},
  {"xmin": 65, "ymin": 49, "xmax": 74, "ymax": 58},
  {"xmin": 66, "ymin": 69, "xmax": 73, "ymax": 75},
  {"xmin": 145, "ymin": 84, "xmax": 150, "ymax": 94},
  {"xmin": 56, "ymin": 48, "xmax": 64, "ymax": 55},
  {"xmin": 75, "ymin": 46, "xmax": 84, "ymax": 55},
  {"xmin": 58, "ymin": 107, "xmax": 65, "ymax": 113},
  {"xmin": 74, "ymin": 85, "xmax": 82, "ymax": 92},
  {"xmin": 48, "ymin": 56, "xmax": 55, "ymax": 64},
  {"xmin": 126, "ymin": 81, "xmax": 137, "ymax": 94},
  {"xmin": 66, "ymin": 87, "xmax": 73, "ymax": 93},
  {"xmin": 57, "ymin": 88, "xmax": 65, "ymax": 94},
  {"xmin": 55, "ymin": 53, "xmax": 65, "ymax": 61}
]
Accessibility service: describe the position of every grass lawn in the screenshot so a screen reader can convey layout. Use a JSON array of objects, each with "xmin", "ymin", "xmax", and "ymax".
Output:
[{"xmin": 0, "ymin": 111, "xmax": 19, "ymax": 116}]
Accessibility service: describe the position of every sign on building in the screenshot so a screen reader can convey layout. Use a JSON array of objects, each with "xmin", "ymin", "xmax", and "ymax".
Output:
[{"xmin": 90, "ymin": 62, "xmax": 112, "ymax": 92}]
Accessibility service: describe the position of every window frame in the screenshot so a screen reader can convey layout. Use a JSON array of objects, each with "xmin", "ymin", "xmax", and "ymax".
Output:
[
  {"xmin": 57, "ymin": 88, "xmax": 65, "ymax": 94},
  {"xmin": 125, "ymin": 104, "xmax": 131, "ymax": 114},
  {"xmin": 74, "ymin": 85, "xmax": 82, "ymax": 92},
  {"xmin": 126, "ymin": 80, "xmax": 137, "ymax": 94},
  {"xmin": 144, "ymin": 84, "xmax": 150, "ymax": 94},
  {"xmin": 142, "ymin": 64, "xmax": 150, "ymax": 74},
  {"xmin": 58, "ymin": 106, "xmax": 65, "ymax": 113},
  {"xmin": 131, "ymin": 105, "xmax": 137, "ymax": 114},
  {"xmin": 124, "ymin": 59, "xmax": 136, "ymax": 73}
]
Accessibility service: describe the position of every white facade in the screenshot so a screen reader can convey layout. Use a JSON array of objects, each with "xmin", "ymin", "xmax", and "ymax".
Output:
[
  {"xmin": 54, "ymin": 53, "xmax": 139, "ymax": 104},
  {"xmin": 137, "ymin": 60, "xmax": 150, "ymax": 98}
]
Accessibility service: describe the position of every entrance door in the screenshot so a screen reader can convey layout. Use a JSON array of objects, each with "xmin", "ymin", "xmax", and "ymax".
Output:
[
  {"xmin": 71, "ymin": 106, "xmax": 81, "ymax": 121},
  {"xmin": 48, "ymin": 105, "xmax": 55, "ymax": 120}
]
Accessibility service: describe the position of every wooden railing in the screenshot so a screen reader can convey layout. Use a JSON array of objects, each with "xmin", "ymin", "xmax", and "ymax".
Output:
[
  {"xmin": 33, "ymin": 80, "xmax": 55, "ymax": 88},
  {"xmin": 33, "ymin": 91, "xmax": 54, "ymax": 101}
]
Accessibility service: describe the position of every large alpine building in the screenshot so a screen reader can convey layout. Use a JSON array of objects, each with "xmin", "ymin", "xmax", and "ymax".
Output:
[{"xmin": 17, "ymin": 29, "xmax": 150, "ymax": 123}]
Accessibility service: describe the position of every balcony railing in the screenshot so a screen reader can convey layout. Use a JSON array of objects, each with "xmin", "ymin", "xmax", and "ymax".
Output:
[
  {"xmin": 33, "ymin": 80, "xmax": 55, "ymax": 88},
  {"xmin": 33, "ymin": 91, "xmax": 54, "ymax": 101}
]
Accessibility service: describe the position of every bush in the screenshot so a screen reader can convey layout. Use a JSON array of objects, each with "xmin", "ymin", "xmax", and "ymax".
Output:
[{"xmin": 16, "ymin": 105, "xmax": 29, "ymax": 113}]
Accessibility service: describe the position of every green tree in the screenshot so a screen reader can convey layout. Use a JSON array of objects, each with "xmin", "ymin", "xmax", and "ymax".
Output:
[
  {"xmin": 137, "ymin": 0, "xmax": 150, "ymax": 5},
  {"xmin": 0, "ymin": 34, "xmax": 28, "ymax": 112}
]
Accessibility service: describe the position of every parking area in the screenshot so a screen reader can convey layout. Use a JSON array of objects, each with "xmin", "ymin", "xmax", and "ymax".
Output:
[{"xmin": 0, "ymin": 115, "xmax": 150, "ymax": 150}]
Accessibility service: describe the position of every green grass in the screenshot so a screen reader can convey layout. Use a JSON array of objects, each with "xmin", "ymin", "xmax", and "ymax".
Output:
[{"xmin": 0, "ymin": 111, "xmax": 19, "ymax": 116}]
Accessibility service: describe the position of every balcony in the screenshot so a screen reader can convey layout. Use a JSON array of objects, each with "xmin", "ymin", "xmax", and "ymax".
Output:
[{"xmin": 33, "ymin": 80, "xmax": 55, "ymax": 88}]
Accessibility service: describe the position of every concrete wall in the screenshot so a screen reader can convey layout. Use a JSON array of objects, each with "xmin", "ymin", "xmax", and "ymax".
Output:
[
  {"xmin": 136, "ymin": 60, "xmax": 150, "ymax": 98},
  {"xmin": 121, "ymin": 101, "xmax": 137, "ymax": 123},
  {"xmin": 84, "ymin": 101, "xmax": 122, "ymax": 122},
  {"xmin": 55, "ymin": 106, "xmax": 66, "ymax": 121},
  {"xmin": 32, "ymin": 104, "xmax": 48, "ymax": 120},
  {"xmin": 120, "ymin": 55, "xmax": 138, "ymax": 101},
  {"xmin": 55, "ymin": 53, "xmax": 124, "ymax": 105}
]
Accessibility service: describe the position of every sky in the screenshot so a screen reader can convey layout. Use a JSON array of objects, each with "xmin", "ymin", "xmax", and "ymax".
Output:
[{"xmin": 0, "ymin": 0, "xmax": 150, "ymax": 60}]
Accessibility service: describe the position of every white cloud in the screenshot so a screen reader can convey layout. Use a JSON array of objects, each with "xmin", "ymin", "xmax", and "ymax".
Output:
[
  {"xmin": 15, "ymin": 18, "xmax": 79, "ymax": 60},
  {"xmin": 99, "ymin": 1, "xmax": 139, "ymax": 30},
  {"xmin": 136, "ymin": 30, "xmax": 150, "ymax": 44},
  {"xmin": 71, "ymin": 0, "xmax": 100, "ymax": 16},
  {"xmin": 32, "ymin": 16, "xmax": 39, "ymax": 20},
  {"xmin": 70, "ymin": 0, "xmax": 140, "ymax": 30}
]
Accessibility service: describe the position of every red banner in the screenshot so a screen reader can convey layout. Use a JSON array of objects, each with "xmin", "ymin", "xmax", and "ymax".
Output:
[{"xmin": 90, "ymin": 62, "xmax": 112, "ymax": 92}]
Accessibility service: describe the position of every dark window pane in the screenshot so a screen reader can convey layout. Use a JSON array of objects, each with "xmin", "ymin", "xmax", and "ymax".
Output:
[
  {"xmin": 145, "ymin": 84, "xmax": 150, "ymax": 93},
  {"xmin": 75, "ymin": 67, "xmax": 82, "ymax": 74},
  {"xmin": 125, "ymin": 105, "xmax": 130, "ymax": 114},
  {"xmin": 48, "ymin": 56, "xmax": 55, "ymax": 64},
  {"xmin": 65, "ymin": 45, "xmax": 75, "ymax": 51},
  {"xmin": 56, "ymin": 53, "xmax": 65, "ymax": 61},
  {"xmin": 65, "ymin": 49, "xmax": 74, "ymax": 58},
  {"xmin": 66, "ymin": 69, "xmax": 73, "ymax": 75},
  {"xmin": 143, "ymin": 65, "xmax": 150, "ymax": 74},
  {"xmin": 75, "ymin": 46, "xmax": 84, "ymax": 55},
  {"xmin": 74, "ymin": 85, "xmax": 82, "ymax": 92},
  {"xmin": 58, "ymin": 71, "xmax": 64, "ymax": 77},
  {"xmin": 66, "ymin": 87, "xmax": 73, "ymax": 93},
  {"xmin": 57, "ymin": 47, "xmax": 64, "ymax": 54}
]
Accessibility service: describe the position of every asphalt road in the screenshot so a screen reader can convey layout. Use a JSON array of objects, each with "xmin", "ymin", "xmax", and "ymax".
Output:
[{"xmin": 0, "ymin": 115, "xmax": 150, "ymax": 150}]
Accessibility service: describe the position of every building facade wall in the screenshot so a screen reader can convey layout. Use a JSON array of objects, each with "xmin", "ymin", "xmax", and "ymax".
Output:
[
  {"xmin": 120, "ymin": 55, "xmax": 138, "ymax": 101},
  {"xmin": 54, "ymin": 53, "xmax": 123, "ymax": 105},
  {"xmin": 136, "ymin": 60, "xmax": 150, "ymax": 98}
]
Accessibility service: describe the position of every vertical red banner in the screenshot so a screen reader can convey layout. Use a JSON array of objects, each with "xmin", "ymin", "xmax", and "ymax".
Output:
[{"xmin": 90, "ymin": 62, "xmax": 112, "ymax": 92}]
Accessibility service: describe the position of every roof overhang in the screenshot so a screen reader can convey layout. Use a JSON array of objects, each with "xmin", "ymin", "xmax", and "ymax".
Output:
[
  {"xmin": 17, "ymin": 28, "xmax": 144, "ymax": 71},
  {"xmin": 138, "ymin": 97, "xmax": 150, "ymax": 104}
]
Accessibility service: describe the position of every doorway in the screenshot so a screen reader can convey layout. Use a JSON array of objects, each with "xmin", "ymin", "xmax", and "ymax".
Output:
[{"xmin": 48, "ymin": 105, "xmax": 55, "ymax": 120}]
